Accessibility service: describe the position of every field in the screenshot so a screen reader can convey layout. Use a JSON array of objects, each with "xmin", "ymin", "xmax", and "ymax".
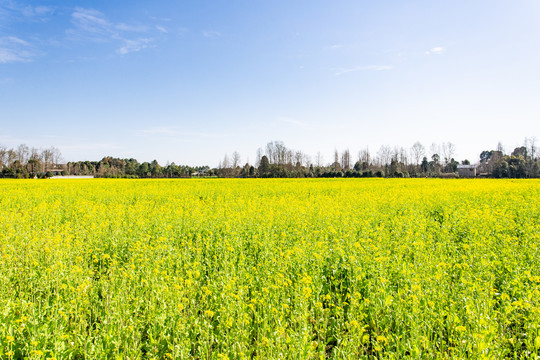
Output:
[{"xmin": 1, "ymin": 178, "xmax": 539, "ymax": 359}]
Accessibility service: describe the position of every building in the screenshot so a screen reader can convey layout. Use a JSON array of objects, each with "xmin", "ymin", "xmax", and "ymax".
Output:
[{"xmin": 457, "ymin": 164, "xmax": 477, "ymax": 178}]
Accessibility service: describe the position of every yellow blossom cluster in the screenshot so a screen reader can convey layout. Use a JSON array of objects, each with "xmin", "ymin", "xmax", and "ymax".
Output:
[{"xmin": 0, "ymin": 178, "xmax": 539, "ymax": 358}]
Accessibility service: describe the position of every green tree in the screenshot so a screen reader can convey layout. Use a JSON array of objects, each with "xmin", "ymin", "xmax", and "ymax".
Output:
[{"xmin": 258, "ymin": 156, "xmax": 270, "ymax": 177}]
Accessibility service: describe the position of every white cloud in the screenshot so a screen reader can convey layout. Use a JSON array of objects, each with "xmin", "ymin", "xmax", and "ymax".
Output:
[
  {"xmin": 334, "ymin": 65, "xmax": 393, "ymax": 76},
  {"xmin": 0, "ymin": 36, "xmax": 33, "ymax": 63},
  {"xmin": 202, "ymin": 30, "xmax": 221, "ymax": 38},
  {"xmin": 0, "ymin": 2, "xmax": 54, "ymax": 20},
  {"xmin": 426, "ymin": 46, "xmax": 445, "ymax": 55},
  {"xmin": 155, "ymin": 25, "xmax": 168, "ymax": 33},
  {"xmin": 70, "ymin": 7, "xmax": 112, "ymax": 36},
  {"xmin": 21, "ymin": 5, "xmax": 54, "ymax": 18},
  {"xmin": 69, "ymin": 8, "xmax": 163, "ymax": 55},
  {"xmin": 116, "ymin": 23, "xmax": 149, "ymax": 32},
  {"xmin": 117, "ymin": 38, "xmax": 152, "ymax": 55}
]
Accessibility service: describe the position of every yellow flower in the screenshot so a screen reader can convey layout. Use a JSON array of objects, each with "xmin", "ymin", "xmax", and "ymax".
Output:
[{"xmin": 455, "ymin": 325, "xmax": 466, "ymax": 333}]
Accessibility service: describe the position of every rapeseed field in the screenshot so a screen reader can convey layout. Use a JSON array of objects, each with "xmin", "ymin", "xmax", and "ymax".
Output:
[{"xmin": 0, "ymin": 178, "xmax": 539, "ymax": 359}]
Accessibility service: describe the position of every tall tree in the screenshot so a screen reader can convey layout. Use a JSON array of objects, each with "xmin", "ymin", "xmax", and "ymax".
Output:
[
  {"xmin": 341, "ymin": 149, "xmax": 351, "ymax": 171},
  {"xmin": 411, "ymin": 142, "xmax": 425, "ymax": 165}
]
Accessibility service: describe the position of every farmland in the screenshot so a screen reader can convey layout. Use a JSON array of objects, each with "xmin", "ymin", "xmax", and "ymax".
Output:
[{"xmin": 0, "ymin": 178, "xmax": 539, "ymax": 359}]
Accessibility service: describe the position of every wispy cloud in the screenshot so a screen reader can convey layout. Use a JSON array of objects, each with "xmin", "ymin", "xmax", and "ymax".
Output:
[
  {"xmin": 202, "ymin": 30, "xmax": 221, "ymax": 38},
  {"xmin": 20, "ymin": 5, "xmax": 54, "ymax": 18},
  {"xmin": 0, "ymin": 36, "xmax": 34, "ymax": 63},
  {"xmin": 118, "ymin": 38, "xmax": 152, "ymax": 54},
  {"xmin": 155, "ymin": 25, "xmax": 168, "ymax": 33},
  {"xmin": 149, "ymin": 16, "xmax": 171, "ymax": 22},
  {"xmin": 116, "ymin": 23, "xmax": 149, "ymax": 32},
  {"xmin": 426, "ymin": 46, "xmax": 445, "ymax": 55},
  {"xmin": 67, "ymin": 7, "xmax": 114, "ymax": 42},
  {"xmin": 68, "ymin": 7, "xmax": 160, "ymax": 55},
  {"xmin": 0, "ymin": 1, "xmax": 54, "ymax": 22},
  {"xmin": 334, "ymin": 65, "xmax": 393, "ymax": 76}
]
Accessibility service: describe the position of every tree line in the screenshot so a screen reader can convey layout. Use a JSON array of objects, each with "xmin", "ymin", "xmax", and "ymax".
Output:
[
  {"xmin": 1, "ymin": 138, "xmax": 538, "ymax": 179},
  {"xmin": 216, "ymin": 139, "xmax": 539, "ymax": 179}
]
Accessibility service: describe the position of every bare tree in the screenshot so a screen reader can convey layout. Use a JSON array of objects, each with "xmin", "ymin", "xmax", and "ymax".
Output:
[
  {"xmin": 266, "ymin": 141, "xmax": 289, "ymax": 165},
  {"xmin": 333, "ymin": 149, "xmax": 340, "ymax": 171},
  {"xmin": 266, "ymin": 142, "xmax": 276, "ymax": 164},
  {"xmin": 41, "ymin": 148, "xmax": 54, "ymax": 171},
  {"xmin": 276, "ymin": 142, "xmax": 288, "ymax": 165},
  {"xmin": 341, "ymin": 149, "xmax": 351, "ymax": 171},
  {"xmin": 429, "ymin": 143, "xmax": 440, "ymax": 160},
  {"xmin": 359, "ymin": 147, "xmax": 371, "ymax": 168},
  {"xmin": 377, "ymin": 145, "xmax": 391, "ymax": 167},
  {"xmin": 232, "ymin": 151, "xmax": 241, "ymax": 169},
  {"xmin": 30, "ymin": 147, "xmax": 40, "ymax": 161},
  {"xmin": 294, "ymin": 151, "xmax": 304, "ymax": 167},
  {"xmin": 496, "ymin": 141, "xmax": 505, "ymax": 154},
  {"xmin": 440, "ymin": 142, "xmax": 455, "ymax": 165},
  {"xmin": 222, "ymin": 153, "xmax": 230, "ymax": 169},
  {"xmin": 0, "ymin": 145, "xmax": 7, "ymax": 168},
  {"xmin": 52, "ymin": 147, "xmax": 63, "ymax": 167},
  {"xmin": 528, "ymin": 137, "xmax": 537, "ymax": 159},
  {"xmin": 398, "ymin": 147, "xmax": 408, "ymax": 166},
  {"xmin": 255, "ymin": 148, "xmax": 263, "ymax": 168},
  {"xmin": 411, "ymin": 142, "xmax": 425, "ymax": 165},
  {"xmin": 316, "ymin": 152, "xmax": 323, "ymax": 167},
  {"xmin": 7, "ymin": 149, "xmax": 17, "ymax": 167},
  {"xmin": 16, "ymin": 144, "xmax": 29, "ymax": 165},
  {"xmin": 303, "ymin": 154, "xmax": 312, "ymax": 167}
]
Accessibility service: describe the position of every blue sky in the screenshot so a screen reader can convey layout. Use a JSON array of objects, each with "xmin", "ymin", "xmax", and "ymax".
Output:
[{"xmin": 1, "ymin": 0, "xmax": 539, "ymax": 166}]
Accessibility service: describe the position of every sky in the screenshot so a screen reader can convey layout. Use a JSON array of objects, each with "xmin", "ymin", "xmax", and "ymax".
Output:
[{"xmin": 1, "ymin": 0, "xmax": 539, "ymax": 166}]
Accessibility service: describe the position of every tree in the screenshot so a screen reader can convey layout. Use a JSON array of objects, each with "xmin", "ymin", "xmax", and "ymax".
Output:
[
  {"xmin": 231, "ymin": 151, "xmax": 241, "ymax": 176},
  {"xmin": 421, "ymin": 157, "xmax": 429, "ymax": 173},
  {"xmin": 27, "ymin": 158, "xmax": 41, "ymax": 175},
  {"xmin": 0, "ymin": 145, "xmax": 7, "ymax": 168},
  {"xmin": 341, "ymin": 149, "xmax": 351, "ymax": 171},
  {"xmin": 221, "ymin": 153, "xmax": 230, "ymax": 176},
  {"xmin": 358, "ymin": 147, "xmax": 371, "ymax": 170},
  {"xmin": 52, "ymin": 147, "xmax": 63, "ymax": 167},
  {"xmin": 411, "ymin": 142, "xmax": 425, "ymax": 165},
  {"xmin": 333, "ymin": 149, "xmax": 340, "ymax": 172},
  {"xmin": 41, "ymin": 148, "xmax": 54, "ymax": 171},
  {"xmin": 232, "ymin": 151, "xmax": 241, "ymax": 169},
  {"xmin": 377, "ymin": 145, "xmax": 391, "ymax": 167},
  {"xmin": 139, "ymin": 162, "xmax": 150, "ymax": 177},
  {"xmin": 528, "ymin": 137, "xmax": 537, "ymax": 159},
  {"xmin": 255, "ymin": 148, "xmax": 263, "ymax": 168},
  {"xmin": 512, "ymin": 146, "xmax": 527, "ymax": 158},
  {"xmin": 16, "ymin": 144, "xmax": 29, "ymax": 165},
  {"xmin": 316, "ymin": 152, "xmax": 323, "ymax": 168},
  {"xmin": 440, "ymin": 142, "xmax": 455, "ymax": 165},
  {"xmin": 150, "ymin": 160, "xmax": 163, "ymax": 177},
  {"xmin": 258, "ymin": 155, "xmax": 270, "ymax": 177},
  {"xmin": 429, "ymin": 143, "xmax": 440, "ymax": 161}
]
